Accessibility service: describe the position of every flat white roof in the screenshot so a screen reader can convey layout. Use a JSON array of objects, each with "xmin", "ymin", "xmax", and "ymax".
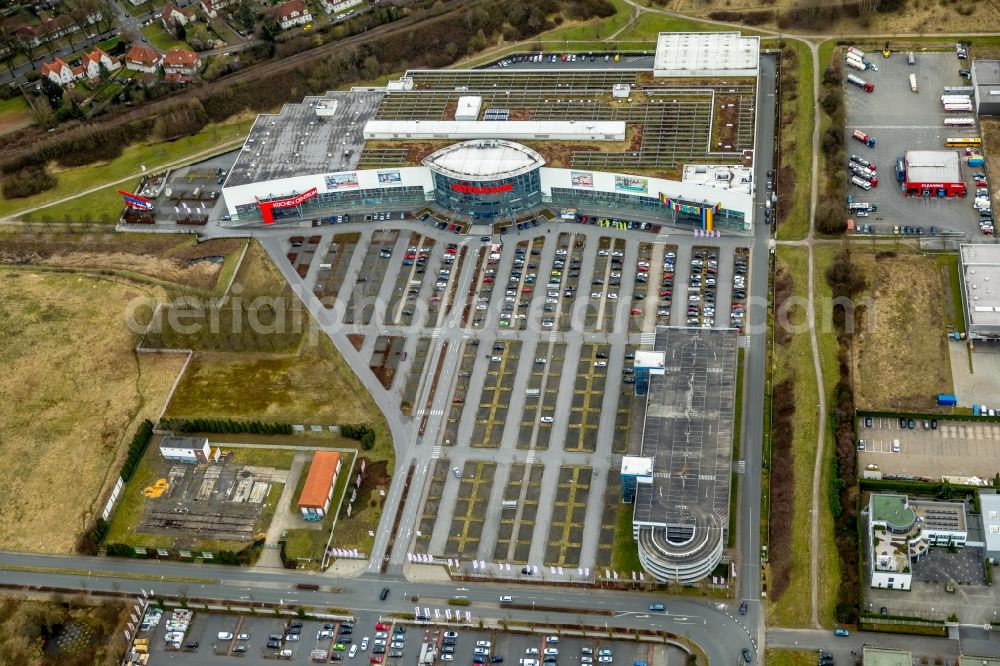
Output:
[
  {"xmin": 363, "ymin": 119, "xmax": 626, "ymax": 142},
  {"xmin": 904, "ymin": 150, "xmax": 962, "ymax": 184},
  {"xmin": 621, "ymin": 456, "xmax": 654, "ymax": 477},
  {"xmin": 961, "ymin": 244, "xmax": 1000, "ymax": 330},
  {"xmin": 654, "ymin": 32, "xmax": 759, "ymax": 77},
  {"xmin": 979, "ymin": 492, "xmax": 1000, "ymax": 554},
  {"xmin": 422, "ymin": 140, "xmax": 544, "ymax": 181},
  {"xmin": 634, "ymin": 350, "xmax": 666, "ymax": 373},
  {"xmin": 455, "ymin": 95, "xmax": 482, "ymax": 119},
  {"xmin": 682, "ymin": 164, "xmax": 753, "ymax": 194}
]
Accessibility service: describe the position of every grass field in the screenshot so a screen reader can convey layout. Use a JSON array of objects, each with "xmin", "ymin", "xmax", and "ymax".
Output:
[
  {"xmin": 774, "ymin": 40, "xmax": 815, "ymax": 241},
  {"xmin": 0, "ymin": 271, "xmax": 185, "ymax": 553},
  {"xmin": 0, "ymin": 95, "xmax": 33, "ymax": 138},
  {"xmin": 611, "ymin": 503, "xmax": 642, "ymax": 574},
  {"xmin": 766, "ymin": 649, "xmax": 821, "ymax": 666},
  {"xmin": 852, "ymin": 251, "xmax": 953, "ymax": 412},
  {"xmin": 1, "ymin": 116, "xmax": 253, "ymax": 220},
  {"xmin": 22, "ymin": 180, "xmax": 139, "ymax": 224},
  {"xmin": 767, "ymin": 247, "xmax": 838, "ymax": 627},
  {"xmin": 141, "ymin": 23, "xmax": 190, "ymax": 51}
]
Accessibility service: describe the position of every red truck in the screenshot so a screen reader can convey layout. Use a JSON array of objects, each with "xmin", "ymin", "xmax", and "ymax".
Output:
[{"xmin": 852, "ymin": 129, "xmax": 876, "ymax": 148}]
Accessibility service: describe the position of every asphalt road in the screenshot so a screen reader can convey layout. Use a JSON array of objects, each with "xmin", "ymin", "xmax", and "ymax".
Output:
[{"xmin": 0, "ymin": 550, "xmax": 755, "ymax": 665}]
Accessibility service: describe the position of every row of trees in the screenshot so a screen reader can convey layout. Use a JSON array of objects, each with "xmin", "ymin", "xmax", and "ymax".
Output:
[
  {"xmin": 160, "ymin": 417, "xmax": 295, "ymax": 435},
  {"xmin": 340, "ymin": 423, "xmax": 376, "ymax": 450},
  {"xmin": 0, "ymin": 0, "xmax": 118, "ymax": 78}
]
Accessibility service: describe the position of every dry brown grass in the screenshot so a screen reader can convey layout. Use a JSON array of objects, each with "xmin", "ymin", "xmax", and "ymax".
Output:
[
  {"xmin": 674, "ymin": 0, "xmax": 999, "ymax": 34},
  {"xmin": 852, "ymin": 252, "xmax": 953, "ymax": 411},
  {"xmin": 983, "ymin": 119, "xmax": 1000, "ymax": 213},
  {"xmin": 0, "ymin": 271, "xmax": 185, "ymax": 553},
  {"xmin": 0, "ymin": 234, "xmax": 244, "ymax": 291}
]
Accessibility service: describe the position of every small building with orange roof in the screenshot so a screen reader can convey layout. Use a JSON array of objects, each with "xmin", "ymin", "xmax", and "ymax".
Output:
[{"xmin": 297, "ymin": 451, "xmax": 342, "ymax": 521}]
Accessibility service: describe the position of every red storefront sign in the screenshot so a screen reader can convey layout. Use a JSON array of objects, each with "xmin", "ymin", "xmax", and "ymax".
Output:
[
  {"xmin": 256, "ymin": 187, "xmax": 319, "ymax": 223},
  {"xmin": 450, "ymin": 182, "xmax": 513, "ymax": 195}
]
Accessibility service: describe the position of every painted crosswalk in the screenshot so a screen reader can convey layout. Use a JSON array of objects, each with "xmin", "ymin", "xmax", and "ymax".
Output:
[
  {"xmin": 431, "ymin": 328, "xmax": 442, "ymax": 338},
  {"xmin": 640, "ymin": 332, "xmax": 656, "ymax": 345},
  {"xmin": 526, "ymin": 450, "xmax": 537, "ymax": 465},
  {"xmin": 735, "ymin": 460, "xmax": 746, "ymax": 473},
  {"xmin": 432, "ymin": 445, "xmax": 443, "ymax": 459}
]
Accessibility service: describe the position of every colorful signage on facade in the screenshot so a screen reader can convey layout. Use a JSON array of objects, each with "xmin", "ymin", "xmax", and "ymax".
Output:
[
  {"xmin": 325, "ymin": 172, "xmax": 360, "ymax": 190},
  {"xmin": 660, "ymin": 194, "xmax": 722, "ymax": 233},
  {"xmin": 450, "ymin": 182, "xmax": 514, "ymax": 195},
  {"xmin": 571, "ymin": 171, "xmax": 593, "ymax": 188},
  {"xmin": 378, "ymin": 170, "xmax": 402, "ymax": 184},
  {"xmin": 256, "ymin": 187, "xmax": 319, "ymax": 224},
  {"xmin": 615, "ymin": 175, "xmax": 648, "ymax": 194}
]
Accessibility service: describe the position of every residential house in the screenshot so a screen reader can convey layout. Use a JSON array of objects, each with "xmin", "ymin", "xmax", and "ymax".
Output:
[
  {"xmin": 162, "ymin": 47, "xmax": 201, "ymax": 82},
  {"xmin": 320, "ymin": 0, "xmax": 361, "ymax": 15},
  {"xmin": 273, "ymin": 0, "xmax": 312, "ymax": 29},
  {"xmin": 15, "ymin": 10, "xmax": 103, "ymax": 48},
  {"xmin": 160, "ymin": 3, "xmax": 197, "ymax": 31},
  {"xmin": 40, "ymin": 57, "xmax": 75, "ymax": 86},
  {"xmin": 198, "ymin": 0, "xmax": 231, "ymax": 19},
  {"xmin": 40, "ymin": 46, "xmax": 119, "ymax": 87},
  {"xmin": 124, "ymin": 45, "xmax": 163, "ymax": 74}
]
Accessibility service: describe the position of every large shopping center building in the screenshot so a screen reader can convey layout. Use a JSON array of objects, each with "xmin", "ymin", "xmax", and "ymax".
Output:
[{"xmin": 220, "ymin": 32, "xmax": 762, "ymax": 234}]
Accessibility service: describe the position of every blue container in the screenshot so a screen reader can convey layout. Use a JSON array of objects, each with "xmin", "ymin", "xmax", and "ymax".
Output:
[
  {"xmin": 974, "ymin": 404, "xmax": 981, "ymax": 416},
  {"xmin": 937, "ymin": 394, "xmax": 958, "ymax": 406}
]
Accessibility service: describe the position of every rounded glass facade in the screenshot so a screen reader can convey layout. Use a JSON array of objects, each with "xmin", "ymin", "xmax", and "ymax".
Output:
[{"xmin": 432, "ymin": 169, "xmax": 542, "ymax": 221}]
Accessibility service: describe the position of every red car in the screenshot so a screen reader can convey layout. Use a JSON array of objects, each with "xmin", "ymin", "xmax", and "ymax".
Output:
[
  {"xmin": 375, "ymin": 623, "xmax": 390, "ymax": 632},
  {"xmin": 370, "ymin": 657, "xmax": 383, "ymax": 664}
]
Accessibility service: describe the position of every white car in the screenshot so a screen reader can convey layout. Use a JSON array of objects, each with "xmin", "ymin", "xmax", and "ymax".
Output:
[
  {"xmin": 540, "ymin": 416, "xmax": 554, "ymax": 423},
  {"xmin": 607, "ymin": 292, "xmax": 618, "ymax": 300},
  {"xmin": 546, "ymin": 636, "xmax": 560, "ymax": 644},
  {"xmin": 360, "ymin": 637, "xmax": 369, "ymax": 650},
  {"xmin": 285, "ymin": 634, "xmax": 299, "ymax": 641},
  {"xmin": 500, "ymin": 595, "xmax": 513, "ymax": 603},
  {"xmin": 477, "ymin": 641, "xmax": 492, "ymax": 648},
  {"xmin": 349, "ymin": 645, "xmax": 358, "ymax": 658},
  {"xmin": 452, "ymin": 467, "xmax": 462, "ymax": 478},
  {"xmin": 597, "ymin": 249, "xmax": 609, "ymax": 256},
  {"xmin": 526, "ymin": 648, "xmax": 540, "ymax": 655},
  {"xmin": 594, "ymin": 361, "xmax": 607, "ymax": 368},
  {"xmin": 217, "ymin": 632, "xmax": 234, "ymax": 640},
  {"xmin": 591, "ymin": 292, "xmax": 601, "ymax": 299},
  {"xmin": 474, "ymin": 647, "xmax": 490, "ymax": 656},
  {"xmin": 598, "ymin": 657, "xmax": 613, "ymax": 663},
  {"xmin": 544, "ymin": 648, "xmax": 560, "ymax": 656},
  {"xmin": 441, "ymin": 655, "xmax": 454, "ymax": 662}
]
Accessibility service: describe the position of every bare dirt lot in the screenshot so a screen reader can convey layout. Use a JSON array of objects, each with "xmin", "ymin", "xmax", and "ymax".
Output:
[
  {"xmin": 0, "ymin": 271, "xmax": 185, "ymax": 553},
  {"xmin": 852, "ymin": 251, "xmax": 953, "ymax": 411},
  {"xmin": 0, "ymin": 233, "xmax": 244, "ymax": 291}
]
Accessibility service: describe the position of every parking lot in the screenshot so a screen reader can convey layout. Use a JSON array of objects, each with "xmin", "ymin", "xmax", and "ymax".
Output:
[
  {"xmin": 285, "ymin": 221, "xmax": 751, "ymax": 571},
  {"xmin": 858, "ymin": 415, "xmax": 1000, "ymax": 479},
  {"xmin": 139, "ymin": 608, "xmax": 679, "ymax": 666},
  {"xmin": 842, "ymin": 50, "xmax": 986, "ymax": 236}
]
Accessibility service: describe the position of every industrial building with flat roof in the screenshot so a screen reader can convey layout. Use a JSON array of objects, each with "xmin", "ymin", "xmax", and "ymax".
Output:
[
  {"xmin": 217, "ymin": 36, "xmax": 761, "ymax": 232},
  {"xmin": 903, "ymin": 150, "xmax": 966, "ymax": 197},
  {"xmin": 653, "ymin": 32, "xmax": 760, "ymax": 78},
  {"xmin": 981, "ymin": 491, "xmax": 1000, "ymax": 561},
  {"xmin": 971, "ymin": 60, "xmax": 1000, "ymax": 116},
  {"xmin": 630, "ymin": 327, "xmax": 738, "ymax": 584},
  {"xmin": 959, "ymin": 244, "xmax": 1000, "ymax": 340}
]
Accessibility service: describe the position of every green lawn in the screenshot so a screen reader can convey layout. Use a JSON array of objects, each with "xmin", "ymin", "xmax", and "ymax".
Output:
[
  {"xmin": 0, "ymin": 95, "xmax": 33, "ymax": 137},
  {"xmin": 728, "ymin": 348, "xmax": 745, "ymax": 548},
  {"xmin": 142, "ymin": 23, "xmax": 190, "ymax": 51},
  {"xmin": 611, "ymin": 503, "xmax": 642, "ymax": 574},
  {"xmin": 773, "ymin": 40, "xmax": 816, "ymax": 241},
  {"xmin": 767, "ymin": 649, "xmax": 822, "ymax": 666},
  {"xmin": 540, "ymin": 0, "xmax": 635, "ymax": 43},
  {"xmin": 2, "ymin": 117, "xmax": 252, "ymax": 220},
  {"xmin": 936, "ymin": 254, "xmax": 967, "ymax": 335},
  {"xmin": 226, "ymin": 447, "xmax": 296, "ymax": 469},
  {"xmin": 22, "ymin": 180, "xmax": 138, "ymax": 224},
  {"xmin": 768, "ymin": 247, "xmax": 839, "ymax": 627},
  {"xmin": 611, "ymin": 9, "xmax": 752, "ymax": 42}
]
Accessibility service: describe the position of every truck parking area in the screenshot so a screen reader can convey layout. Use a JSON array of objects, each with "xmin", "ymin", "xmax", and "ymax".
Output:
[{"xmin": 842, "ymin": 50, "xmax": 987, "ymax": 237}]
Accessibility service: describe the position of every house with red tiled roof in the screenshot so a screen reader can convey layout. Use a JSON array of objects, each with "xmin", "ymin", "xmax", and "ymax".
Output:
[
  {"xmin": 162, "ymin": 47, "xmax": 201, "ymax": 82},
  {"xmin": 41, "ymin": 46, "xmax": 119, "ymax": 87},
  {"xmin": 198, "ymin": 0, "xmax": 231, "ymax": 19},
  {"xmin": 161, "ymin": 3, "xmax": 197, "ymax": 31},
  {"xmin": 272, "ymin": 0, "xmax": 312, "ymax": 29},
  {"xmin": 41, "ymin": 57, "xmax": 75, "ymax": 86},
  {"xmin": 124, "ymin": 45, "xmax": 163, "ymax": 74}
]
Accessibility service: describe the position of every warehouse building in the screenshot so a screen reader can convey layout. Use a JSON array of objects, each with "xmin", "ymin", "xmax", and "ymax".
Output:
[
  {"xmin": 959, "ymin": 244, "xmax": 1000, "ymax": 340},
  {"xmin": 971, "ymin": 60, "xmax": 1000, "ymax": 116},
  {"xmin": 158, "ymin": 436, "xmax": 213, "ymax": 464},
  {"xmin": 218, "ymin": 35, "xmax": 761, "ymax": 233},
  {"xmin": 981, "ymin": 491, "xmax": 1000, "ymax": 562},
  {"xmin": 630, "ymin": 327, "xmax": 738, "ymax": 584},
  {"xmin": 298, "ymin": 451, "xmax": 343, "ymax": 521},
  {"xmin": 903, "ymin": 150, "xmax": 967, "ymax": 197}
]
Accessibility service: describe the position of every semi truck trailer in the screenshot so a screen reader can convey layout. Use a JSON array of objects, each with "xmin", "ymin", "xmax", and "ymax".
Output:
[
  {"xmin": 847, "ymin": 73, "xmax": 875, "ymax": 92},
  {"xmin": 852, "ymin": 129, "xmax": 876, "ymax": 147}
]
